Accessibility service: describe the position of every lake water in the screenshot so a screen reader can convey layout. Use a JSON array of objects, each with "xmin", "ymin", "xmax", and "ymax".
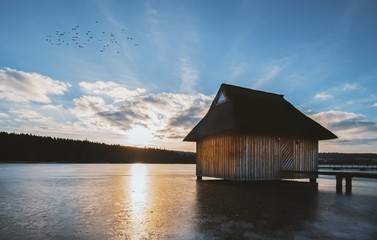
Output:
[{"xmin": 0, "ymin": 164, "xmax": 376, "ymax": 239}]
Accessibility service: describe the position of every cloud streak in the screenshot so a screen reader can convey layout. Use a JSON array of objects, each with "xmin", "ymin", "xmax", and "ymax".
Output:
[
  {"xmin": 0, "ymin": 68, "xmax": 70, "ymax": 103},
  {"xmin": 314, "ymin": 92, "xmax": 333, "ymax": 101},
  {"xmin": 9, "ymin": 109, "xmax": 52, "ymax": 123},
  {"xmin": 252, "ymin": 65, "xmax": 283, "ymax": 89},
  {"xmin": 342, "ymin": 83, "xmax": 360, "ymax": 91},
  {"xmin": 0, "ymin": 113, "xmax": 9, "ymax": 118},
  {"xmin": 79, "ymin": 81, "xmax": 146, "ymax": 103},
  {"xmin": 251, "ymin": 57, "xmax": 292, "ymax": 89},
  {"xmin": 179, "ymin": 58, "xmax": 198, "ymax": 93}
]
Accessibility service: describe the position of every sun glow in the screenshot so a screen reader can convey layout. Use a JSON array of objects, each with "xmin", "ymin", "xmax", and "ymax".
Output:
[{"xmin": 126, "ymin": 126, "xmax": 155, "ymax": 147}]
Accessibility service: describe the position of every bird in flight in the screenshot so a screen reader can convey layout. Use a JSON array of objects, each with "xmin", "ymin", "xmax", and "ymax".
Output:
[{"xmin": 45, "ymin": 20, "xmax": 140, "ymax": 54}]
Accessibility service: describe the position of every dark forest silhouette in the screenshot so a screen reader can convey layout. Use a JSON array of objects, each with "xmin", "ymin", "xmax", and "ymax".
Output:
[
  {"xmin": 0, "ymin": 132, "xmax": 195, "ymax": 163},
  {"xmin": 318, "ymin": 152, "xmax": 377, "ymax": 165}
]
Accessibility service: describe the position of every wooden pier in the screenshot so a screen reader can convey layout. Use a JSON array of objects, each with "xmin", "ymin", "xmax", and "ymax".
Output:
[
  {"xmin": 319, "ymin": 164, "xmax": 377, "ymax": 171},
  {"xmin": 281, "ymin": 170, "xmax": 377, "ymax": 194}
]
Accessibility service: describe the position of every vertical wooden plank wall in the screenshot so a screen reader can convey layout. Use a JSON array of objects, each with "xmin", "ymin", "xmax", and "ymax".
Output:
[
  {"xmin": 197, "ymin": 134, "xmax": 319, "ymax": 181},
  {"xmin": 239, "ymin": 135, "xmax": 281, "ymax": 180},
  {"xmin": 196, "ymin": 135, "xmax": 237, "ymax": 179},
  {"xmin": 293, "ymin": 138, "xmax": 318, "ymax": 179},
  {"xmin": 293, "ymin": 138, "xmax": 318, "ymax": 171}
]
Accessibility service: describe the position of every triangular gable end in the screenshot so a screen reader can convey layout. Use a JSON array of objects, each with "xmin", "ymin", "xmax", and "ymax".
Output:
[{"xmin": 216, "ymin": 91, "xmax": 227, "ymax": 105}]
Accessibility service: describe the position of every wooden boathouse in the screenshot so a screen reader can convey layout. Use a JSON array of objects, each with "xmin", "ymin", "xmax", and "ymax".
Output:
[{"xmin": 184, "ymin": 84, "xmax": 337, "ymax": 181}]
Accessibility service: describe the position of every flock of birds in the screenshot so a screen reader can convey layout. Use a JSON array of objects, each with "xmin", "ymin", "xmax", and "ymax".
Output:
[{"xmin": 45, "ymin": 21, "xmax": 139, "ymax": 53}]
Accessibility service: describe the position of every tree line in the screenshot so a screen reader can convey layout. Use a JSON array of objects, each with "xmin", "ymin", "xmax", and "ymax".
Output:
[
  {"xmin": 0, "ymin": 132, "xmax": 195, "ymax": 163},
  {"xmin": 318, "ymin": 152, "xmax": 377, "ymax": 165}
]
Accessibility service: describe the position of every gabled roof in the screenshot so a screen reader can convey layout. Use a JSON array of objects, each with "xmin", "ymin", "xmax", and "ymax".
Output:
[{"xmin": 184, "ymin": 84, "xmax": 337, "ymax": 141}]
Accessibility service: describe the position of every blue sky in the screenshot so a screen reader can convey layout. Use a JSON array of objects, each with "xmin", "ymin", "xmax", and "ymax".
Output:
[{"xmin": 1, "ymin": 0, "xmax": 377, "ymax": 153}]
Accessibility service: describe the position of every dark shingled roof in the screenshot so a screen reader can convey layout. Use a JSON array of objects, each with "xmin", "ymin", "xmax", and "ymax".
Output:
[{"xmin": 184, "ymin": 84, "xmax": 337, "ymax": 141}]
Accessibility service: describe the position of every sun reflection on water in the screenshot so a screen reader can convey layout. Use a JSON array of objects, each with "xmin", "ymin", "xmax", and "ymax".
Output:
[
  {"xmin": 130, "ymin": 164, "xmax": 148, "ymax": 207},
  {"xmin": 126, "ymin": 164, "xmax": 150, "ymax": 238},
  {"xmin": 109, "ymin": 164, "xmax": 197, "ymax": 239}
]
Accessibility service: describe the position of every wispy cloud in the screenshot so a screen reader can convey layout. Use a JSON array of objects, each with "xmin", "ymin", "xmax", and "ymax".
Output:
[
  {"xmin": 79, "ymin": 81, "xmax": 146, "ymax": 103},
  {"xmin": 0, "ymin": 113, "xmax": 9, "ymax": 118},
  {"xmin": 180, "ymin": 58, "xmax": 199, "ymax": 93},
  {"xmin": 179, "ymin": 58, "xmax": 198, "ymax": 93},
  {"xmin": 373, "ymin": 103, "xmax": 377, "ymax": 107},
  {"xmin": 252, "ymin": 65, "xmax": 283, "ymax": 89},
  {"xmin": 342, "ymin": 83, "xmax": 360, "ymax": 91},
  {"xmin": 251, "ymin": 58, "xmax": 291, "ymax": 89},
  {"xmin": 228, "ymin": 63, "xmax": 245, "ymax": 82},
  {"xmin": 0, "ymin": 68, "xmax": 70, "ymax": 103},
  {"xmin": 41, "ymin": 104, "xmax": 63, "ymax": 110},
  {"xmin": 314, "ymin": 92, "xmax": 333, "ymax": 101},
  {"xmin": 9, "ymin": 109, "xmax": 52, "ymax": 123}
]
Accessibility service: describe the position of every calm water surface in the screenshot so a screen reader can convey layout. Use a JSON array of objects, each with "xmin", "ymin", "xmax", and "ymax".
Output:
[{"xmin": 0, "ymin": 164, "xmax": 376, "ymax": 239}]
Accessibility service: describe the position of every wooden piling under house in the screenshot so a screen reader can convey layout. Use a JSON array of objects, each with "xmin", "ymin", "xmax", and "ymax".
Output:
[{"xmin": 184, "ymin": 84, "xmax": 337, "ymax": 181}]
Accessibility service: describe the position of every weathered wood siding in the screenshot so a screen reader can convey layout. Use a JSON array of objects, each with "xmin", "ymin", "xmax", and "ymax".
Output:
[
  {"xmin": 196, "ymin": 134, "xmax": 318, "ymax": 181},
  {"xmin": 196, "ymin": 135, "xmax": 237, "ymax": 179},
  {"xmin": 292, "ymin": 138, "xmax": 318, "ymax": 179}
]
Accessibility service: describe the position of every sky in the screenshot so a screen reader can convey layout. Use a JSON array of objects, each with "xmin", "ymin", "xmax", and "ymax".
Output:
[{"xmin": 1, "ymin": 0, "xmax": 377, "ymax": 153}]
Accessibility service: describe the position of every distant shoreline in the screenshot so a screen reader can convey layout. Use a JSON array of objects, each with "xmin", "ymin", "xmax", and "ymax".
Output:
[
  {"xmin": 0, "ymin": 161, "xmax": 195, "ymax": 164},
  {"xmin": 0, "ymin": 132, "xmax": 196, "ymax": 164}
]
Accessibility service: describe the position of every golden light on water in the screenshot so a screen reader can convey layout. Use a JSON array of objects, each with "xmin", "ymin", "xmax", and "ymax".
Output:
[
  {"xmin": 126, "ymin": 164, "xmax": 148, "ymax": 238},
  {"xmin": 130, "ymin": 164, "xmax": 148, "ymax": 208},
  {"xmin": 108, "ymin": 164, "xmax": 197, "ymax": 238}
]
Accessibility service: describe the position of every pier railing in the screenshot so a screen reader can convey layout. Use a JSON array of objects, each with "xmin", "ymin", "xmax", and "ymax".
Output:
[{"xmin": 318, "ymin": 164, "xmax": 377, "ymax": 171}]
